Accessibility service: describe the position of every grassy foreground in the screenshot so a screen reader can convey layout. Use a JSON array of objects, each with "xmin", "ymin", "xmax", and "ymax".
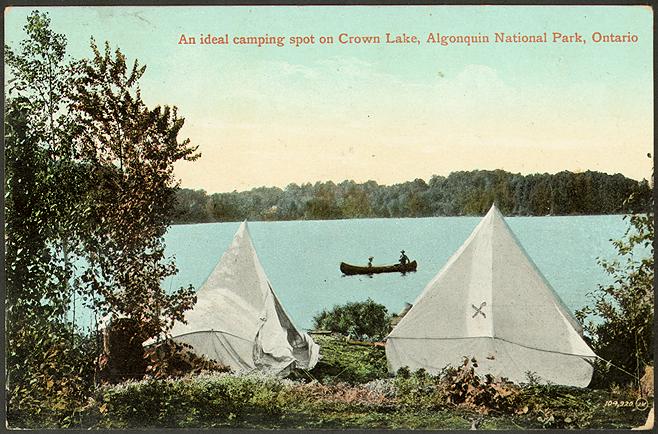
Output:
[{"xmin": 64, "ymin": 336, "xmax": 651, "ymax": 429}]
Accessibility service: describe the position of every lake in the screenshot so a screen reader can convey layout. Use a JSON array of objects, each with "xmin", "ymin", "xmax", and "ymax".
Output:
[{"xmin": 157, "ymin": 215, "xmax": 629, "ymax": 331}]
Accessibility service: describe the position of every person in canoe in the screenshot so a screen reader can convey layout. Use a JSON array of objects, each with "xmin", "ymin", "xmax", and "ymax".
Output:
[{"xmin": 399, "ymin": 250, "xmax": 409, "ymax": 266}]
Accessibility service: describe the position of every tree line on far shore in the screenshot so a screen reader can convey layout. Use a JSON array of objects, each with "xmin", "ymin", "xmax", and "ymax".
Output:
[{"xmin": 174, "ymin": 169, "xmax": 651, "ymax": 223}]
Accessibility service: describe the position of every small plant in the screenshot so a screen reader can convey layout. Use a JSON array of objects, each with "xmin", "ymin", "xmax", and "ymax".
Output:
[
  {"xmin": 363, "ymin": 378, "xmax": 397, "ymax": 398},
  {"xmin": 438, "ymin": 358, "xmax": 521, "ymax": 414},
  {"xmin": 396, "ymin": 366, "xmax": 411, "ymax": 379},
  {"xmin": 523, "ymin": 371, "xmax": 542, "ymax": 386},
  {"xmin": 393, "ymin": 368, "xmax": 440, "ymax": 409}
]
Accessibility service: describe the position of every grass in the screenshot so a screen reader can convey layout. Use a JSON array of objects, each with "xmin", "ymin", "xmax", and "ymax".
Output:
[
  {"xmin": 296, "ymin": 334, "xmax": 388, "ymax": 384},
  {"xmin": 40, "ymin": 335, "xmax": 654, "ymax": 429}
]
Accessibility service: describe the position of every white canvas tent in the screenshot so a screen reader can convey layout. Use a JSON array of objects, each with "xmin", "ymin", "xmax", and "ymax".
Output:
[
  {"xmin": 386, "ymin": 204, "xmax": 597, "ymax": 387},
  {"xmin": 166, "ymin": 221, "xmax": 320, "ymax": 375}
]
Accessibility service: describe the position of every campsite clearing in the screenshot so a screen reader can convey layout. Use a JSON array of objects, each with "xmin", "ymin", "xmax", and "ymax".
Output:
[{"xmin": 77, "ymin": 335, "xmax": 651, "ymax": 430}]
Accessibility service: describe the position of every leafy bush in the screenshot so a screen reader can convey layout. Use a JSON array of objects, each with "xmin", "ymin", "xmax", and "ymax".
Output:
[
  {"xmin": 393, "ymin": 368, "xmax": 442, "ymax": 408},
  {"xmin": 438, "ymin": 359, "xmax": 521, "ymax": 414},
  {"xmin": 312, "ymin": 299, "xmax": 392, "ymax": 340},
  {"xmin": 576, "ymin": 184, "xmax": 654, "ymax": 387},
  {"xmin": 392, "ymin": 360, "xmax": 521, "ymax": 414},
  {"xmin": 6, "ymin": 321, "xmax": 98, "ymax": 429}
]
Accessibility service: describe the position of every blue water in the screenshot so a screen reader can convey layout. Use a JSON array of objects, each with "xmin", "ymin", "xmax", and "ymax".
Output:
[{"xmin": 158, "ymin": 215, "xmax": 629, "ymax": 331}]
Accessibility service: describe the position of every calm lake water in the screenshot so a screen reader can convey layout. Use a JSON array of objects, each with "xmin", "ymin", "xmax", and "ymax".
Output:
[{"xmin": 155, "ymin": 215, "xmax": 629, "ymax": 331}]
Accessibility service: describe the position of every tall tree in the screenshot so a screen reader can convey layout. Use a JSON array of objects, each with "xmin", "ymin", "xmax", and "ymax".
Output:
[
  {"xmin": 5, "ymin": 12, "xmax": 96, "ymax": 424},
  {"xmin": 70, "ymin": 40, "xmax": 200, "ymax": 339},
  {"xmin": 6, "ymin": 12, "xmax": 202, "ymax": 426},
  {"xmin": 5, "ymin": 11, "xmax": 87, "ymax": 323}
]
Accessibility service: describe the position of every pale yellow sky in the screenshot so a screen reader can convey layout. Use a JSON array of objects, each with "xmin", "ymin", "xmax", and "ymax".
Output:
[
  {"xmin": 7, "ymin": 7, "xmax": 651, "ymax": 193},
  {"xmin": 173, "ymin": 59, "xmax": 653, "ymax": 192}
]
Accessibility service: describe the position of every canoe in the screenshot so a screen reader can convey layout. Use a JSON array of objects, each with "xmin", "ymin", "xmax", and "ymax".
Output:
[{"xmin": 340, "ymin": 260, "xmax": 417, "ymax": 276}]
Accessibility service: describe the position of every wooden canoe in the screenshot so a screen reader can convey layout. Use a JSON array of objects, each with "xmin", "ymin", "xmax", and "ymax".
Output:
[{"xmin": 340, "ymin": 260, "xmax": 417, "ymax": 276}]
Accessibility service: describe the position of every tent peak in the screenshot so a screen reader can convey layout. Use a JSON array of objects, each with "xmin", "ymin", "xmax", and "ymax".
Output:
[
  {"xmin": 487, "ymin": 202, "xmax": 499, "ymax": 214},
  {"xmin": 237, "ymin": 220, "xmax": 250, "ymax": 235},
  {"xmin": 483, "ymin": 202, "xmax": 505, "ymax": 222}
]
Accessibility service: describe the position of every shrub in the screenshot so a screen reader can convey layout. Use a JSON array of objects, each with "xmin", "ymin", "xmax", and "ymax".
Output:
[
  {"xmin": 312, "ymin": 299, "xmax": 392, "ymax": 340},
  {"xmin": 392, "ymin": 359, "xmax": 522, "ymax": 414},
  {"xmin": 576, "ymin": 185, "xmax": 654, "ymax": 388},
  {"xmin": 95, "ymin": 373, "xmax": 293, "ymax": 428},
  {"xmin": 6, "ymin": 321, "xmax": 98, "ymax": 429}
]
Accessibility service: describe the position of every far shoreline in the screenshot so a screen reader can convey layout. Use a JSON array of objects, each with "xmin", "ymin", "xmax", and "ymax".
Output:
[{"xmin": 170, "ymin": 213, "xmax": 631, "ymax": 226}]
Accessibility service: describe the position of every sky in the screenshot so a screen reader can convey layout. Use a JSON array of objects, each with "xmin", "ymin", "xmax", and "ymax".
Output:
[{"xmin": 5, "ymin": 6, "xmax": 653, "ymax": 193}]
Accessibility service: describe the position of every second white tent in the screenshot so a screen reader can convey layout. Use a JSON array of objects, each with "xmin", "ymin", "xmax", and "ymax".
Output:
[{"xmin": 386, "ymin": 204, "xmax": 597, "ymax": 387}]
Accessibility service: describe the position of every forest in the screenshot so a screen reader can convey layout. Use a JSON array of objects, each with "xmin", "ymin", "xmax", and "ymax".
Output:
[{"xmin": 173, "ymin": 169, "xmax": 651, "ymax": 223}]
